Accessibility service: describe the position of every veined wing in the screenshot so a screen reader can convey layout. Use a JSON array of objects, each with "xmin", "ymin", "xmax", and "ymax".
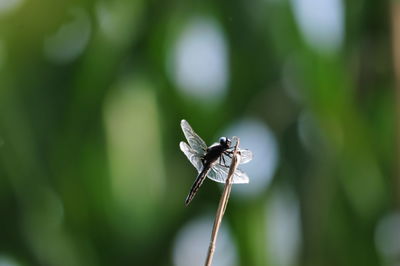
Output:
[
  {"xmin": 221, "ymin": 149, "xmax": 253, "ymax": 167},
  {"xmin": 207, "ymin": 163, "xmax": 249, "ymax": 184},
  {"xmin": 238, "ymin": 149, "xmax": 253, "ymax": 164},
  {"xmin": 181, "ymin": 120, "xmax": 207, "ymax": 153},
  {"xmin": 180, "ymin": 142, "xmax": 203, "ymax": 173}
]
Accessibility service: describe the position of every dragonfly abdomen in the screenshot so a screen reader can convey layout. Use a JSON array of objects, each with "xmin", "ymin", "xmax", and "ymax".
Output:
[{"xmin": 185, "ymin": 166, "xmax": 211, "ymax": 206}]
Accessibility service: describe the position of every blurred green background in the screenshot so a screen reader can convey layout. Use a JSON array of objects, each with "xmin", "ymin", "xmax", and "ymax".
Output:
[{"xmin": 0, "ymin": 0, "xmax": 399, "ymax": 265}]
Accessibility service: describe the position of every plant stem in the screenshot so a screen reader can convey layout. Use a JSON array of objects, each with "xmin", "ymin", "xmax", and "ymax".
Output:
[
  {"xmin": 204, "ymin": 139, "xmax": 240, "ymax": 266},
  {"xmin": 392, "ymin": 1, "xmax": 400, "ymax": 206}
]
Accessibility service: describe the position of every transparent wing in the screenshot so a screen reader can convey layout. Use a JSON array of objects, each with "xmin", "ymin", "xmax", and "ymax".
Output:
[
  {"xmin": 181, "ymin": 120, "xmax": 207, "ymax": 153},
  {"xmin": 221, "ymin": 148, "xmax": 253, "ymax": 166},
  {"xmin": 238, "ymin": 149, "xmax": 253, "ymax": 164},
  {"xmin": 207, "ymin": 163, "xmax": 249, "ymax": 184},
  {"xmin": 180, "ymin": 142, "xmax": 203, "ymax": 173}
]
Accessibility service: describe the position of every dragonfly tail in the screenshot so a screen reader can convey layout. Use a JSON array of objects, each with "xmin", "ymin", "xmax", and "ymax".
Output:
[{"xmin": 185, "ymin": 167, "xmax": 209, "ymax": 206}]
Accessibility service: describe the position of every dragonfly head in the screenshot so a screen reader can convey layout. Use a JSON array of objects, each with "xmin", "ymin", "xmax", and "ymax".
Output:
[{"xmin": 219, "ymin": 137, "xmax": 231, "ymax": 148}]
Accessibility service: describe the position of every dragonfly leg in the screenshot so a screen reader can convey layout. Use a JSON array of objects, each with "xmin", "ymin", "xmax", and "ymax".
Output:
[
  {"xmin": 223, "ymin": 151, "xmax": 233, "ymax": 158},
  {"xmin": 221, "ymin": 155, "xmax": 229, "ymax": 167}
]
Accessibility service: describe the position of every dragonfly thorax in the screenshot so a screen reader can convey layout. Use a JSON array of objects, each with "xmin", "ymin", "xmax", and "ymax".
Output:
[{"xmin": 203, "ymin": 143, "xmax": 228, "ymax": 165}]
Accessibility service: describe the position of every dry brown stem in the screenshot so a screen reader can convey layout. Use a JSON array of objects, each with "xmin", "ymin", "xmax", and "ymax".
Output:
[{"xmin": 204, "ymin": 138, "xmax": 240, "ymax": 266}]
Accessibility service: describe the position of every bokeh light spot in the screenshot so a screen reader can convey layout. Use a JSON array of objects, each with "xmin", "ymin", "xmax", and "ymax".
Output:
[
  {"xmin": 43, "ymin": 8, "xmax": 91, "ymax": 64},
  {"xmin": 0, "ymin": 0, "xmax": 24, "ymax": 16},
  {"xmin": 266, "ymin": 188, "xmax": 301, "ymax": 266},
  {"xmin": 222, "ymin": 118, "xmax": 279, "ymax": 197},
  {"xmin": 104, "ymin": 77, "xmax": 165, "ymax": 234},
  {"xmin": 173, "ymin": 214, "xmax": 237, "ymax": 266},
  {"xmin": 375, "ymin": 211, "xmax": 400, "ymax": 261},
  {"xmin": 290, "ymin": 0, "xmax": 344, "ymax": 54},
  {"xmin": 95, "ymin": 1, "xmax": 143, "ymax": 46},
  {"xmin": 169, "ymin": 17, "xmax": 229, "ymax": 102},
  {"xmin": 0, "ymin": 255, "xmax": 20, "ymax": 266}
]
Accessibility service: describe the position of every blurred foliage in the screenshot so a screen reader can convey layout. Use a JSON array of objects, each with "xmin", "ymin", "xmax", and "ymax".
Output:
[{"xmin": 0, "ymin": 0, "xmax": 398, "ymax": 266}]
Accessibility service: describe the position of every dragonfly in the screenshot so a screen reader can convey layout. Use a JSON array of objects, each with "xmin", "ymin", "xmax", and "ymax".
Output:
[{"xmin": 179, "ymin": 119, "xmax": 253, "ymax": 206}]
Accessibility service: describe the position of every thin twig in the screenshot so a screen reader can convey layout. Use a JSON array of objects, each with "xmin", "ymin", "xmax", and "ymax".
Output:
[
  {"xmin": 392, "ymin": 1, "xmax": 400, "ymax": 206},
  {"xmin": 204, "ymin": 138, "xmax": 241, "ymax": 266}
]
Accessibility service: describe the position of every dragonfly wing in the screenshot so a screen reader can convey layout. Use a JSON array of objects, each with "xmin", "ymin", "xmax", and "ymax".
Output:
[
  {"xmin": 207, "ymin": 163, "xmax": 250, "ymax": 184},
  {"xmin": 181, "ymin": 120, "xmax": 207, "ymax": 153},
  {"xmin": 238, "ymin": 149, "xmax": 253, "ymax": 164},
  {"xmin": 180, "ymin": 141, "xmax": 203, "ymax": 173},
  {"xmin": 220, "ymin": 148, "xmax": 253, "ymax": 167},
  {"xmin": 207, "ymin": 163, "xmax": 226, "ymax": 183},
  {"xmin": 231, "ymin": 167, "xmax": 250, "ymax": 183}
]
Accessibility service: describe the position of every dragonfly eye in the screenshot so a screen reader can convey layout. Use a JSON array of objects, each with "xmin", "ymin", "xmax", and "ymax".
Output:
[{"xmin": 219, "ymin": 137, "xmax": 231, "ymax": 147}]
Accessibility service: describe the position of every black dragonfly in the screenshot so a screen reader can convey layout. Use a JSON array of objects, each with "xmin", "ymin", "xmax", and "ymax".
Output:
[{"xmin": 179, "ymin": 119, "xmax": 253, "ymax": 206}]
